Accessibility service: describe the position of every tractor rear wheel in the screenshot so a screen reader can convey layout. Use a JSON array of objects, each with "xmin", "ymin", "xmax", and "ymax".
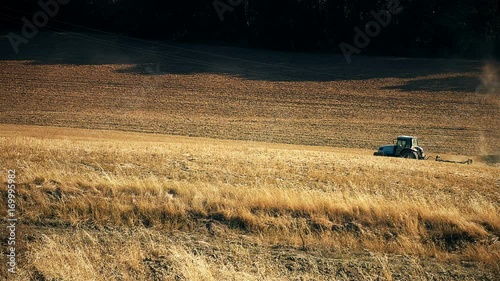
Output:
[{"xmin": 400, "ymin": 150, "xmax": 418, "ymax": 159}]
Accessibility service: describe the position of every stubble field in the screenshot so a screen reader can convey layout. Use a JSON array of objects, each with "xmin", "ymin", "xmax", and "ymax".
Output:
[{"xmin": 0, "ymin": 32, "xmax": 499, "ymax": 280}]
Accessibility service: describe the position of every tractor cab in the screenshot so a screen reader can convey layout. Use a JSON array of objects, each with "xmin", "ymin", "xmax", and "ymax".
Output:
[{"xmin": 393, "ymin": 136, "xmax": 417, "ymax": 155}]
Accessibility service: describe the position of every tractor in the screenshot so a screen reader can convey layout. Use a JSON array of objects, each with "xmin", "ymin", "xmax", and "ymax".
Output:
[{"xmin": 373, "ymin": 135, "xmax": 425, "ymax": 159}]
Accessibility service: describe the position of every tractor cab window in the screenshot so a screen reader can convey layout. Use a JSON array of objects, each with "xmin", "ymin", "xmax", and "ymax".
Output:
[
  {"xmin": 413, "ymin": 139, "xmax": 418, "ymax": 147},
  {"xmin": 396, "ymin": 139, "xmax": 407, "ymax": 147},
  {"xmin": 397, "ymin": 139, "xmax": 412, "ymax": 148}
]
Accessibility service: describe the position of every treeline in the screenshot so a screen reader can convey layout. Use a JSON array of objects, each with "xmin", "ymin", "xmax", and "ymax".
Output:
[{"xmin": 2, "ymin": 0, "xmax": 500, "ymax": 58}]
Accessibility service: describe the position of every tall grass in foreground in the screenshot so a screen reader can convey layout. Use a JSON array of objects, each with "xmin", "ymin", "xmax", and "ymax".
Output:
[
  {"xmin": 17, "ymin": 228, "xmax": 437, "ymax": 281},
  {"xmin": 0, "ymin": 126, "xmax": 499, "ymax": 279}
]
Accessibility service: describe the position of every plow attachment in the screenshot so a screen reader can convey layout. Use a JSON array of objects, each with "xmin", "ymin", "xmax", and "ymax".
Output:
[{"xmin": 434, "ymin": 155, "xmax": 473, "ymax": 165}]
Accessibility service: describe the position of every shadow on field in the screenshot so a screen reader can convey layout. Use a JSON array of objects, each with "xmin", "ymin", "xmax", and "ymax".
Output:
[
  {"xmin": 382, "ymin": 75, "xmax": 481, "ymax": 92},
  {"xmin": 0, "ymin": 30, "xmax": 483, "ymax": 83}
]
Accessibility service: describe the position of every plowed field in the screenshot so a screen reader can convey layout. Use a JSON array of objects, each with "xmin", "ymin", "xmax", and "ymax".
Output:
[{"xmin": 0, "ymin": 32, "xmax": 498, "ymax": 156}]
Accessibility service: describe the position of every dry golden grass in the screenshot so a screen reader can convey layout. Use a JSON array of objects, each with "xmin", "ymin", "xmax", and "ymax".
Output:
[
  {"xmin": 15, "ymin": 227, "xmax": 457, "ymax": 281},
  {"xmin": 1, "ymin": 125, "xmax": 498, "ymax": 280}
]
